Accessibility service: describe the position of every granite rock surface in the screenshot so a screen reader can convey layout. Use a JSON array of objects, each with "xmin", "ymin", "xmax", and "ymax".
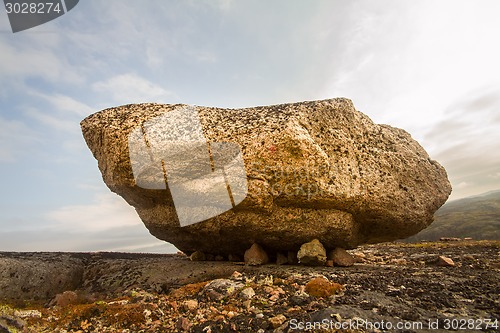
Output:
[{"xmin": 81, "ymin": 98, "xmax": 451, "ymax": 255}]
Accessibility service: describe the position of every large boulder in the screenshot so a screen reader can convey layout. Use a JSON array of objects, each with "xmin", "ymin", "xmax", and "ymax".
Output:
[{"xmin": 80, "ymin": 98, "xmax": 451, "ymax": 255}]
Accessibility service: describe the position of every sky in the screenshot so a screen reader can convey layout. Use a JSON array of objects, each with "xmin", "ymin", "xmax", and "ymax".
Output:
[{"xmin": 1, "ymin": 0, "xmax": 499, "ymax": 252}]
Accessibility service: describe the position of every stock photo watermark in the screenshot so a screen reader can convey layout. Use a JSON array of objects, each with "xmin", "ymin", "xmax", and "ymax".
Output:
[
  {"xmin": 247, "ymin": 160, "xmax": 331, "ymax": 200},
  {"xmin": 127, "ymin": 106, "xmax": 337, "ymax": 227},
  {"xmin": 3, "ymin": 0, "xmax": 79, "ymax": 33},
  {"xmin": 289, "ymin": 317, "xmax": 499, "ymax": 331},
  {"xmin": 128, "ymin": 106, "xmax": 248, "ymax": 227}
]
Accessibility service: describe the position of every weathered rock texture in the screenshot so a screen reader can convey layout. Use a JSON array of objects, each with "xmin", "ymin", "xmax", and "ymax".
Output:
[
  {"xmin": 297, "ymin": 239, "xmax": 327, "ymax": 266},
  {"xmin": 0, "ymin": 253, "xmax": 84, "ymax": 304},
  {"xmin": 244, "ymin": 243, "xmax": 269, "ymax": 266},
  {"xmin": 329, "ymin": 248, "xmax": 355, "ymax": 267},
  {"xmin": 81, "ymin": 98, "xmax": 451, "ymax": 255}
]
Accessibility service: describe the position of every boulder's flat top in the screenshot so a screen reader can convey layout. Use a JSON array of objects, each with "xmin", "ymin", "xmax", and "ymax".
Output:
[{"xmin": 1, "ymin": 240, "xmax": 499, "ymax": 332}]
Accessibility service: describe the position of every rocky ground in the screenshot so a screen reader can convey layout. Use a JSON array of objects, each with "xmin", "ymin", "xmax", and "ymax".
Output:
[{"xmin": 1, "ymin": 240, "xmax": 499, "ymax": 333}]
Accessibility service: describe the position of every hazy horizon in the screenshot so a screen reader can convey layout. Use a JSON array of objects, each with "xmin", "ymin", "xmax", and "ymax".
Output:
[{"xmin": 1, "ymin": 0, "xmax": 500, "ymax": 253}]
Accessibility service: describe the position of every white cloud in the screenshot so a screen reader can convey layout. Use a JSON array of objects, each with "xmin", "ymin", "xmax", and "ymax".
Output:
[
  {"xmin": 0, "ymin": 225, "xmax": 177, "ymax": 253},
  {"xmin": 19, "ymin": 93, "xmax": 94, "ymax": 137},
  {"xmin": 92, "ymin": 73, "xmax": 177, "ymax": 105},
  {"xmin": 35, "ymin": 190, "xmax": 177, "ymax": 252},
  {"xmin": 214, "ymin": 0, "xmax": 233, "ymax": 12},
  {"xmin": 192, "ymin": 50, "xmax": 217, "ymax": 64},
  {"xmin": 455, "ymin": 182, "xmax": 470, "ymax": 190},
  {"xmin": 25, "ymin": 107, "xmax": 78, "ymax": 133},
  {"xmin": 46, "ymin": 191, "xmax": 142, "ymax": 232},
  {"xmin": 104, "ymin": 239, "xmax": 178, "ymax": 253},
  {"xmin": 0, "ymin": 35, "xmax": 82, "ymax": 84},
  {"xmin": 32, "ymin": 92, "xmax": 95, "ymax": 117},
  {"xmin": 423, "ymin": 86, "xmax": 500, "ymax": 199},
  {"xmin": 0, "ymin": 117, "xmax": 40, "ymax": 162},
  {"xmin": 424, "ymin": 88, "xmax": 500, "ymax": 154},
  {"xmin": 320, "ymin": 0, "xmax": 500, "ymax": 138},
  {"xmin": 1, "ymin": 185, "xmax": 176, "ymax": 252},
  {"xmin": 489, "ymin": 173, "xmax": 500, "ymax": 180}
]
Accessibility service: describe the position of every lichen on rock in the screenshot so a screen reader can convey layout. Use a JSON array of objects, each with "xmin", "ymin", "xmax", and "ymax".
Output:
[{"xmin": 81, "ymin": 98, "xmax": 451, "ymax": 255}]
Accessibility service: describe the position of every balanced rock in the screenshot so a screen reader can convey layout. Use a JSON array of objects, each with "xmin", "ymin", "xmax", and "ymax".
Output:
[
  {"xmin": 189, "ymin": 250, "xmax": 206, "ymax": 261},
  {"xmin": 297, "ymin": 239, "xmax": 327, "ymax": 266},
  {"xmin": 329, "ymin": 247, "xmax": 355, "ymax": 267},
  {"xmin": 244, "ymin": 243, "xmax": 269, "ymax": 265},
  {"xmin": 81, "ymin": 98, "xmax": 451, "ymax": 255}
]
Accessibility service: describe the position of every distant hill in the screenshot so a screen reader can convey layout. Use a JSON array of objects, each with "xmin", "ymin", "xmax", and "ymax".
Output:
[{"xmin": 406, "ymin": 190, "xmax": 500, "ymax": 241}]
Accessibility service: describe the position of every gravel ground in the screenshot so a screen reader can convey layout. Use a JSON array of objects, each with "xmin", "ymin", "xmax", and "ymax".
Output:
[{"xmin": 1, "ymin": 240, "xmax": 499, "ymax": 333}]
